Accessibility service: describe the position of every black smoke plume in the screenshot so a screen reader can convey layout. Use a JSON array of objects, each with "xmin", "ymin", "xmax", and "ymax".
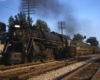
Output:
[{"xmin": 21, "ymin": 0, "xmax": 80, "ymax": 36}]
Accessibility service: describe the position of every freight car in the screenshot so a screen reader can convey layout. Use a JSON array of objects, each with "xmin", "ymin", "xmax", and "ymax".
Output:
[
  {"xmin": 70, "ymin": 41, "xmax": 100, "ymax": 56},
  {"xmin": 1, "ymin": 23, "xmax": 100, "ymax": 64}
]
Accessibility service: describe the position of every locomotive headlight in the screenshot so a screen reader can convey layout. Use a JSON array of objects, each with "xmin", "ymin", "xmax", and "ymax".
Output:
[{"xmin": 14, "ymin": 25, "xmax": 20, "ymax": 28}]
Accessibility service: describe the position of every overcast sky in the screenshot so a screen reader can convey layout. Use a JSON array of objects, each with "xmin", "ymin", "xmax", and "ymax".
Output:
[{"xmin": 0, "ymin": 0, "xmax": 100, "ymax": 44}]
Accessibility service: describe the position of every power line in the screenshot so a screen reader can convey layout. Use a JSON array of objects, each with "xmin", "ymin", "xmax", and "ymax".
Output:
[
  {"xmin": 49, "ymin": 27, "xmax": 100, "ymax": 35},
  {"xmin": 5, "ymin": 1, "xmax": 19, "ymax": 8},
  {"xmin": 77, "ymin": 31, "xmax": 100, "ymax": 34},
  {"xmin": 0, "ymin": 0, "xmax": 19, "ymax": 8},
  {"xmin": 0, "ymin": 3, "xmax": 18, "ymax": 12}
]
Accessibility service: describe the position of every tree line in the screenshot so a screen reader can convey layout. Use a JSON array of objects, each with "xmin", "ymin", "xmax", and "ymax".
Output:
[{"xmin": 0, "ymin": 12, "xmax": 99, "ymax": 47}]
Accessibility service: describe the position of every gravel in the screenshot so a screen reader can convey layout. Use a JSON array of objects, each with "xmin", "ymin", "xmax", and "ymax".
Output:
[{"xmin": 28, "ymin": 58, "xmax": 96, "ymax": 80}]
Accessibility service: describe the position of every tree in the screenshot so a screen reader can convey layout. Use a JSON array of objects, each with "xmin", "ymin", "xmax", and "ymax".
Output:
[
  {"xmin": 86, "ymin": 37, "xmax": 99, "ymax": 46},
  {"xmin": 8, "ymin": 12, "xmax": 33, "ymax": 28},
  {"xmin": 0, "ymin": 22, "xmax": 6, "ymax": 43},
  {"xmin": 36, "ymin": 19, "xmax": 50, "ymax": 32},
  {"xmin": 8, "ymin": 16, "xmax": 15, "ymax": 28},
  {"xmin": 0, "ymin": 22, "xmax": 6, "ymax": 34},
  {"xmin": 73, "ymin": 33, "xmax": 86, "ymax": 42}
]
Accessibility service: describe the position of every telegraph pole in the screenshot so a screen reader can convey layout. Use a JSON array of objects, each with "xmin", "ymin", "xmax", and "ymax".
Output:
[
  {"xmin": 58, "ymin": 21, "xmax": 66, "ymax": 35},
  {"xmin": 22, "ymin": 0, "xmax": 35, "ymax": 26}
]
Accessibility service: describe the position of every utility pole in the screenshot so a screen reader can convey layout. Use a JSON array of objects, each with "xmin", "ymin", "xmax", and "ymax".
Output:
[
  {"xmin": 58, "ymin": 21, "xmax": 66, "ymax": 35},
  {"xmin": 22, "ymin": 0, "xmax": 35, "ymax": 26}
]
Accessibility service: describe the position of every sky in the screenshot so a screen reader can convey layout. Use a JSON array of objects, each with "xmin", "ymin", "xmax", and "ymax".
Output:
[{"xmin": 0, "ymin": 0, "xmax": 100, "ymax": 45}]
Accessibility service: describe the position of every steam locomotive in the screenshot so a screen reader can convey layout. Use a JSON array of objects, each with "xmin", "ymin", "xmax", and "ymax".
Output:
[{"xmin": 1, "ymin": 23, "xmax": 100, "ymax": 64}]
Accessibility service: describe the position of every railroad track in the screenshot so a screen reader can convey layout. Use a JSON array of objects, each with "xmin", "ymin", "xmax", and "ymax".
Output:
[
  {"xmin": 0, "ymin": 54, "xmax": 94, "ymax": 70},
  {"xmin": 0, "ymin": 57, "xmax": 89, "ymax": 80},
  {"xmin": 61, "ymin": 58, "xmax": 100, "ymax": 80},
  {"xmin": 0, "ymin": 59, "xmax": 58, "ymax": 70},
  {"xmin": 0, "ymin": 61, "xmax": 41, "ymax": 70},
  {"xmin": 91, "ymin": 67, "xmax": 100, "ymax": 80}
]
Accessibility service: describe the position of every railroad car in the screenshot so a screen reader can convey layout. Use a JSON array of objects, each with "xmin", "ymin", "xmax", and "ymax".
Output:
[{"xmin": 1, "ymin": 23, "xmax": 100, "ymax": 64}]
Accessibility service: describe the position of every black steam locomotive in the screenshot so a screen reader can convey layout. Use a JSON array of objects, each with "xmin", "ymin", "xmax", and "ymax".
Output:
[{"xmin": 2, "ymin": 23, "xmax": 100, "ymax": 64}]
